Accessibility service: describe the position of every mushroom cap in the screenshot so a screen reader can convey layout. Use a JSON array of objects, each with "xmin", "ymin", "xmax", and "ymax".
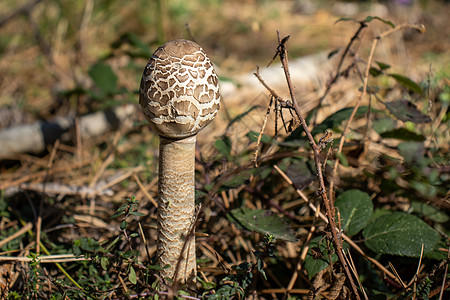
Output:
[{"xmin": 139, "ymin": 39, "xmax": 220, "ymax": 139}]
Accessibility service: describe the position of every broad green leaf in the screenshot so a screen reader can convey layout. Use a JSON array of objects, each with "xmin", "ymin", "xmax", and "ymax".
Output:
[
  {"xmin": 88, "ymin": 62, "xmax": 118, "ymax": 96},
  {"xmin": 410, "ymin": 201, "xmax": 449, "ymax": 223},
  {"xmin": 425, "ymin": 241, "xmax": 449, "ymax": 260},
  {"xmin": 129, "ymin": 266, "xmax": 137, "ymax": 284},
  {"xmin": 398, "ymin": 141, "xmax": 425, "ymax": 164},
  {"xmin": 389, "ymin": 74, "xmax": 423, "ymax": 94},
  {"xmin": 380, "ymin": 128, "xmax": 425, "ymax": 141},
  {"xmin": 285, "ymin": 160, "xmax": 315, "ymax": 190},
  {"xmin": 312, "ymin": 106, "xmax": 369, "ymax": 136},
  {"xmin": 384, "ymin": 100, "xmax": 431, "ymax": 123},
  {"xmin": 368, "ymin": 208, "xmax": 392, "ymax": 224},
  {"xmin": 335, "ymin": 189, "xmax": 373, "ymax": 236},
  {"xmin": 214, "ymin": 136, "xmax": 232, "ymax": 158},
  {"xmin": 363, "ymin": 212, "xmax": 439, "ymax": 257},
  {"xmin": 227, "ymin": 208, "xmax": 297, "ymax": 242},
  {"xmin": 373, "ymin": 117, "xmax": 395, "ymax": 134},
  {"xmin": 304, "ymin": 236, "xmax": 338, "ymax": 279}
]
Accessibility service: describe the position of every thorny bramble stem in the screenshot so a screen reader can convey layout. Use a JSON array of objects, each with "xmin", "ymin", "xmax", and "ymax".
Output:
[{"xmin": 272, "ymin": 31, "xmax": 361, "ymax": 299}]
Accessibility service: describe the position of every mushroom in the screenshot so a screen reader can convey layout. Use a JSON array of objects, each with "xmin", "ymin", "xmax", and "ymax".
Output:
[{"xmin": 139, "ymin": 40, "xmax": 220, "ymax": 285}]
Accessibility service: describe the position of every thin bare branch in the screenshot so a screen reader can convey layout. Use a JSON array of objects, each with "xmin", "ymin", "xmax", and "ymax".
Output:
[{"xmin": 266, "ymin": 31, "xmax": 361, "ymax": 299}]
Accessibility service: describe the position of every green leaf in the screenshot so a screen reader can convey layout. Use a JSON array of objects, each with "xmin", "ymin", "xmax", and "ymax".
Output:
[
  {"xmin": 100, "ymin": 257, "xmax": 109, "ymax": 271},
  {"xmin": 285, "ymin": 160, "xmax": 315, "ymax": 190},
  {"xmin": 221, "ymin": 168, "xmax": 257, "ymax": 189},
  {"xmin": 78, "ymin": 237, "xmax": 100, "ymax": 252},
  {"xmin": 335, "ymin": 16, "xmax": 394, "ymax": 28},
  {"xmin": 257, "ymin": 258, "xmax": 267, "ymax": 280},
  {"xmin": 359, "ymin": 86, "xmax": 380, "ymax": 94},
  {"xmin": 369, "ymin": 68, "xmax": 383, "ymax": 77},
  {"xmin": 373, "ymin": 117, "xmax": 396, "ymax": 134},
  {"xmin": 120, "ymin": 220, "xmax": 128, "ymax": 230},
  {"xmin": 88, "ymin": 62, "xmax": 118, "ymax": 96},
  {"xmin": 105, "ymin": 236, "xmax": 121, "ymax": 252},
  {"xmin": 335, "ymin": 152, "xmax": 349, "ymax": 167},
  {"xmin": 111, "ymin": 32, "xmax": 152, "ymax": 58},
  {"xmin": 246, "ymin": 131, "xmax": 271, "ymax": 143},
  {"xmin": 328, "ymin": 48, "xmax": 340, "ymax": 59},
  {"xmin": 312, "ymin": 106, "xmax": 369, "ymax": 136},
  {"xmin": 363, "ymin": 212, "xmax": 439, "ymax": 257},
  {"xmin": 398, "ymin": 141, "xmax": 425, "ymax": 164},
  {"xmin": 380, "ymin": 128, "xmax": 425, "ymax": 141},
  {"xmin": 365, "ymin": 16, "xmax": 395, "ymax": 28},
  {"xmin": 227, "ymin": 208, "xmax": 297, "ymax": 242},
  {"xmin": 376, "ymin": 61, "xmax": 391, "ymax": 70},
  {"xmin": 304, "ymin": 236, "xmax": 338, "ymax": 279},
  {"xmin": 384, "ymin": 100, "xmax": 431, "ymax": 123},
  {"xmin": 335, "ymin": 17, "xmax": 357, "ymax": 24},
  {"xmin": 389, "ymin": 74, "xmax": 423, "ymax": 94},
  {"xmin": 129, "ymin": 266, "xmax": 137, "ymax": 284},
  {"xmin": 214, "ymin": 136, "xmax": 232, "ymax": 158},
  {"xmin": 111, "ymin": 211, "xmax": 124, "ymax": 218},
  {"xmin": 130, "ymin": 211, "xmax": 146, "ymax": 217},
  {"xmin": 198, "ymin": 277, "xmax": 216, "ymax": 290},
  {"xmin": 410, "ymin": 201, "xmax": 449, "ymax": 223},
  {"xmin": 335, "ymin": 190, "xmax": 373, "ymax": 236},
  {"xmin": 287, "ymin": 106, "xmax": 369, "ymax": 143}
]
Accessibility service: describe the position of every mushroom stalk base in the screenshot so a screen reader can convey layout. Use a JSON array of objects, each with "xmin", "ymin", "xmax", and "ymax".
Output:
[{"xmin": 157, "ymin": 136, "xmax": 196, "ymax": 286}]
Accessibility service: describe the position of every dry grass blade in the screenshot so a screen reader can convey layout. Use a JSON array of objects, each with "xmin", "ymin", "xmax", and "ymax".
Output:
[
  {"xmin": 0, "ymin": 222, "xmax": 33, "ymax": 248},
  {"xmin": 0, "ymin": 254, "xmax": 87, "ymax": 263}
]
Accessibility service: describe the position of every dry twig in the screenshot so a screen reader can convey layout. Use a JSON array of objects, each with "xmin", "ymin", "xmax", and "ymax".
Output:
[{"xmin": 259, "ymin": 32, "xmax": 361, "ymax": 299}]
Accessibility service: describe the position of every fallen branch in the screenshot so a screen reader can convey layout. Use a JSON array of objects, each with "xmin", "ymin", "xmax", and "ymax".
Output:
[
  {"xmin": 0, "ymin": 104, "xmax": 138, "ymax": 157},
  {"xmin": 3, "ymin": 182, "xmax": 114, "ymax": 198}
]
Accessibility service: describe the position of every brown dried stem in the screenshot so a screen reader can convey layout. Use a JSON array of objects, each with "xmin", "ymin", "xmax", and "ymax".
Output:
[{"xmin": 269, "ymin": 31, "xmax": 361, "ymax": 299}]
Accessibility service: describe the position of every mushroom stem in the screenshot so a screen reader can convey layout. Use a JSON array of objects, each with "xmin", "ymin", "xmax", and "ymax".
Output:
[{"xmin": 157, "ymin": 135, "xmax": 196, "ymax": 285}]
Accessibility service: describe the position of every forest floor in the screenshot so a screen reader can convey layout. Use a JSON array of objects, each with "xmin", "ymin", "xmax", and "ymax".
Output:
[{"xmin": 0, "ymin": 0, "xmax": 449, "ymax": 299}]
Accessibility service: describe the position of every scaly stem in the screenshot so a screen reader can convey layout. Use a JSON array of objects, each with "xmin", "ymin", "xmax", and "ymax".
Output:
[{"xmin": 157, "ymin": 136, "xmax": 196, "ymax": 286}]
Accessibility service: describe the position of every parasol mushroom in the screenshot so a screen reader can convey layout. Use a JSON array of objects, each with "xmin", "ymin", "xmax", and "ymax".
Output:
[{"xmin": 139, "ymin": 39, "xmax": 220, "ymax": 286}]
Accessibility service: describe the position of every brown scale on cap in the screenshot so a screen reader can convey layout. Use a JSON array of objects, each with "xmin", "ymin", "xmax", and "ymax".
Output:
[{"xmin": 139, "ymin": 39, "xmax": 221, "ymax": 139}]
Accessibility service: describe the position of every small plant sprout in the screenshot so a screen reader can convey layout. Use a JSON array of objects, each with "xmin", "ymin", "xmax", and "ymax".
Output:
[{"xmin": 139, "ymin": 40, "xmax": 220, "ymax": 286}]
